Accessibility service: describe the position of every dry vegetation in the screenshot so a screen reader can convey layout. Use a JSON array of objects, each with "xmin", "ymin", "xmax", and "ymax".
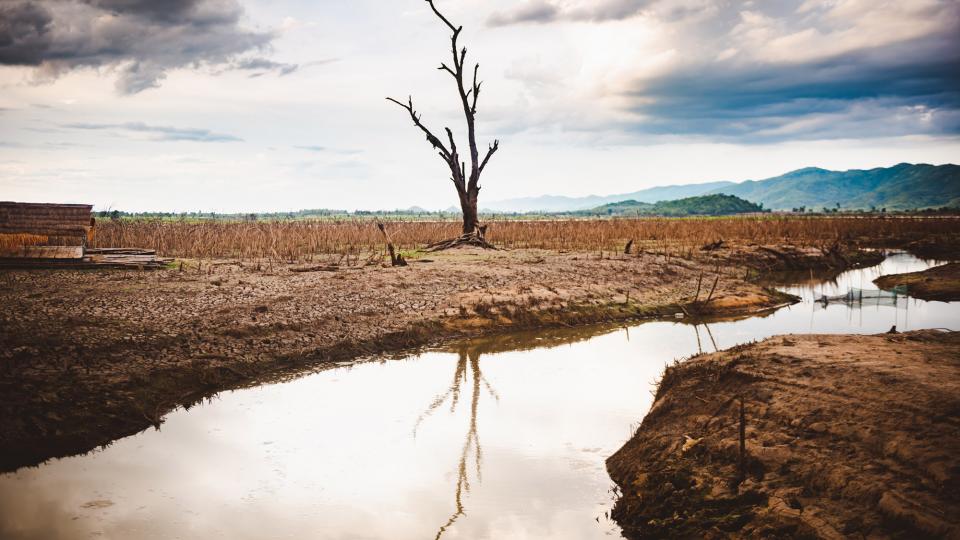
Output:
[{"xmin": 91, "ymin": 216, "xmax": 958, "ymax": 262}]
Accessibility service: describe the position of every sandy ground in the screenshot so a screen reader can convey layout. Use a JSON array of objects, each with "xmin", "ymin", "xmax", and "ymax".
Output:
[
  {"xmin": 0, "ymin": 243, "xmax": 884, "ymax": 472},
  {"xmin": 607, "ymin": 330, "xmax": 960, "ymax": 539},
  {"xmin": 875, "ymin": 262, "xmax": 960, "ymax": 301}
]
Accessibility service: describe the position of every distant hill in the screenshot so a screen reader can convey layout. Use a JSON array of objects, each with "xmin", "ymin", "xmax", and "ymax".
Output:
[
  {"xmin": 586, "ymin": 194, "xmax": 765, "ymax": 217},
  {"xmin": 706, "ymin": 163, "xmax": 960, "ymax": 210},
  {"xmin": 484, "ymin": 163, "xmax": 959, "ymax": 213},
  {"xmin": 483, "ymin": 181, "xmax": 734, "ymax": 213}
]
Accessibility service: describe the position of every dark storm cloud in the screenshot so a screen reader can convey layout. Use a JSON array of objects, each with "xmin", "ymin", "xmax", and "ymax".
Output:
[
  {"xmin": 64, "ymin": 121, "xmax": 242, "ymax": 142},
  {"xmin": 626, "ymin": 35, "xmax": 960, "ymax": 141},
  {"xmin": 0, "ymin": 3, "xmax": 54, "ymax": 65},
  {"xmin": 0, "ymin": 0, "xmax": 292, "ymax": 93},
  {"xmin": 83, "ymin": 0, "xmax": 228, "ymax": 23}
]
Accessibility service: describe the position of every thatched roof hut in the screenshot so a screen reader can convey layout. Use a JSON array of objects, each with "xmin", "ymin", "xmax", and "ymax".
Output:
[{"xmin": 0, "ymin": 202, "xmax": 93, "ymax": 259}]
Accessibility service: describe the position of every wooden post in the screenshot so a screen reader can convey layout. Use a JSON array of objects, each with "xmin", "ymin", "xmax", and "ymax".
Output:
[
  {"xmin": 705, "ymin": 274, "xmax": 720, "ymax": 304},
  {"xmin": 377, "ymin": 222, "xmax": 406, "ymax": 267}
]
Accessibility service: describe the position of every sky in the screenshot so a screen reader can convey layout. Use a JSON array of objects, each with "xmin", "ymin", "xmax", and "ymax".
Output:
[{"xmin": 0, "ymin": 0, "xmax": 958, "ymax": 212}]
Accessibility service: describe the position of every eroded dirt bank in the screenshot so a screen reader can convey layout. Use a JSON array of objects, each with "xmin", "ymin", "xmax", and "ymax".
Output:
[
  {"xmin": 875, "ymin": 262, "xmax": 960, "ymax": 302},
  {"xmin": 607, "ymin": 330, "xmax": 960, "ymax": 539},
  {"xmin": 0, "ymin": 244, "xmax": 880, "ymax": 472}
]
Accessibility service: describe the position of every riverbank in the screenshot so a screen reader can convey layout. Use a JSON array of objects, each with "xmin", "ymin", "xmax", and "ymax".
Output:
[
  {"xmin": 607, "ymin": 330, "xmax": 960, "ymax": 539},
  {"xmin": 875, "ymin": 262, "xmax": 960, "ymax": 301},
  {"xmin": 0, "ymin": 243, "xmax": 883, "ymax": 472}
]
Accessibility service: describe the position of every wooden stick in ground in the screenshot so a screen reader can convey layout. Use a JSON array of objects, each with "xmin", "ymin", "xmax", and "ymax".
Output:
[
  {"xmin": 693, "ymin": 271, "xmax": 703, "ymax": 303},
  {"xmin": 376, "ymin": 222, "xmax": 406, "ymax": 267},
  {"xmin": 705, "ymin": 274, "xmax": 720, "ymax": 304}
]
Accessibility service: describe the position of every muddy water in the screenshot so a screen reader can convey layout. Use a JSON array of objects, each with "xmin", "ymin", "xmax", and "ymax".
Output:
[{"xmin": 1, "ymin": 253, "xmax": 957, "ymax": 540}]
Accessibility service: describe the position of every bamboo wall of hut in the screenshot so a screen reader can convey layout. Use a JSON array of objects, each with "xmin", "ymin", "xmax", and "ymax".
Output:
[{"xmin": 0, "ymin": 202, "xmax": 93, "ymax": 259}]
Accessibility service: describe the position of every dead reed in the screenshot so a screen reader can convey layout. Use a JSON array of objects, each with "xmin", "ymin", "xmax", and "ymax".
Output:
[{"xmin": 90, "ymin": 216, "xmax": 957, "ymax": 263}]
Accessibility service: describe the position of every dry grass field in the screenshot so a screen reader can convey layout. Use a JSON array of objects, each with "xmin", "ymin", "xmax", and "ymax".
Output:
[{"xmin": 90, "ymin": 215, "xmax": 958, "ymax": 262}]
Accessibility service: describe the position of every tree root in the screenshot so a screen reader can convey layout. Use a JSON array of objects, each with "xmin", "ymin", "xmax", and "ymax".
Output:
[{"xmin": 425, "ymin": 232, "xmax": 497, "ymax": 251}]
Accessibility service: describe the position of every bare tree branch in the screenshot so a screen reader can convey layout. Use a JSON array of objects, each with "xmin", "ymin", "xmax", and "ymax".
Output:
[
  {"xmin": 438, "ymin": 63, "xmax": 456, "ymax": 78},
  {"xmin": 479, "ymin": 140, "xmax": 499, "ymax": 175},
  {"xmin": 385, "ymin": 96, "xmax": 451, "ymax": 160},
  {"xmin": 425, "ymin": 0, "xmax": 459, "ymax": 34},
  {"xmin": 470, "ymin": 64, "xmax": 481, "ymax": 113}
]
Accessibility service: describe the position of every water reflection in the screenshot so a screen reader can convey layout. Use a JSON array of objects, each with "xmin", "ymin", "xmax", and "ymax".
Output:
[
  {"xmin": 692, "ymin": 323, "xmax": 721, "ymax": 354},
  {"xmin": 416, "ymin": 346, "xmax": 495, "ymax": 539},
  {"xmin": 0, "ymin": 253, "xmax": 956, "ymax": 540},
  {"xmin": 776, "ymin": 251, "xmax": 942, "ymax": 299}
]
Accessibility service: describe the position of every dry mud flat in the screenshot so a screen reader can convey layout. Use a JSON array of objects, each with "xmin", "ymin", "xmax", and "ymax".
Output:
[
  {"xmin": 0, "ymin": 243, "xmax": 882, "ymax": 472},
  {"xmin": 607, "ymin": 331, "xmax": 960, "ymax": 539},
  {"xmin": 875, "ymin": 262, "xmax": 960, "ymax": 301}
]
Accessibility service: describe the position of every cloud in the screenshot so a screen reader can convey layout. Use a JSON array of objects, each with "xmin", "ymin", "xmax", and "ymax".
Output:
[
  {"xmin": 294, "ymin": 145, "xmax": 361, "ymax": 155},
  {"xmin": 627, "ymin": 39, "xmax": 960, "ymax": 141},
  {"xmin": 566, "ymin": 0, "xmax": 648, "ymax": 22},
  {"xmin": 233, "ymin": 57, "xmax": 298, "ymax": 77},
  {"xmin": 0, "ymin": 0, "xmax": 293, "ymax": 94},
  {"xmin": 486, "ymin": 0, "xmax": 738, "ymax": 26},
  {"xmin": 619, "ymin": 0, "xmax": 960, "ymax": 141},
  {"xmin": 487, "ymin": 1, "xmax": 560, "ymax": 26},
  {"xmin": 488, "ymin": 0, "xmax": 684, "ymax": 26},
  {"xmin": 489, "ymin": 0, "xmax": 960, "ymax": 141},
  {"xmin": 63, "ymin": 121, "xmax": 242, "ymax": 142}
]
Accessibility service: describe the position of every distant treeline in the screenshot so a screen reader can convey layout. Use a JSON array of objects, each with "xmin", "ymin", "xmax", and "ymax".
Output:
[
  {"xmin": 94, "ymin": 208, "xmax": 459, "ymax": 221},
  {"xmin": 96, "ymin": 201, "xmax": 960, "ymax": 222}
]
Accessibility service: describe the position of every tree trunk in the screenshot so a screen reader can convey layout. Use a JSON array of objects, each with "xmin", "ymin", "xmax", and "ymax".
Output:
[{"xmin": 460, "ymin": 189, "xmax": 480, "ymax": 236}]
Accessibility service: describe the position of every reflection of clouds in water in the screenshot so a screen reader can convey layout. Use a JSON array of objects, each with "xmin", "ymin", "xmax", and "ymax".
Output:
[{"xmin": 0, "ymin": 486, "xmax": 98, "ymax": 540}]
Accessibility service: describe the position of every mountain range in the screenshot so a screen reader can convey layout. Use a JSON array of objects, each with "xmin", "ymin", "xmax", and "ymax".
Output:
[
  {"xmin": 482, "ymin": 181, "xmax": 735, "ymax": 213},
  {"xmin": 484, "ymin": 163, "xmax": 960, "ymax": 213}
]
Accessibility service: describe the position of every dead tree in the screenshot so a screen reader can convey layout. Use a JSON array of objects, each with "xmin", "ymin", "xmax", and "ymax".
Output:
[{"xmin": 387, "ymin": 0, "xmax": 499, "ymax": 250}]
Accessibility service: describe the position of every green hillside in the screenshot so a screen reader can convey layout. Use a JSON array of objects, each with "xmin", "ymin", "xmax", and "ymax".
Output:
[
  {"xmin": 708, "ymin": 163, "xmax": 960, "ymax": 210},
  {"xmin": 587, "ymin": 194, "xmax": 765, "ymax": 216}
]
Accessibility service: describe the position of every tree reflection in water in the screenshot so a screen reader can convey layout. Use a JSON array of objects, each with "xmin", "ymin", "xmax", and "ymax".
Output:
[{"xmin": 413, "ymin": 345, "xmax": 499, "ymax": 540}]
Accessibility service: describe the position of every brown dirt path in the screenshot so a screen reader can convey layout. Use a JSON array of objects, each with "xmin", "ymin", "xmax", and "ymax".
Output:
[
  {"xmin": 0, "ymin": 243, "xmax": 879, "ymax": 472},
  {"xmin": 607, "ymin": 330, "xmax": 960, "ymax": 539}
]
